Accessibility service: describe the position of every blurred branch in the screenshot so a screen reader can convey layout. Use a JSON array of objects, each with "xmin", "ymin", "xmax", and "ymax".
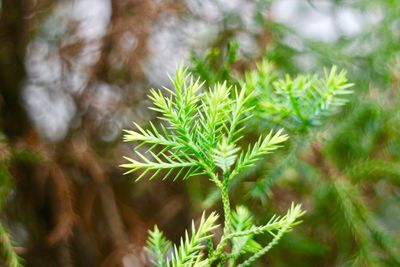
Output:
[{"xmin": 304, "ymin": 143, "xmax": 400, "ymax": 264}]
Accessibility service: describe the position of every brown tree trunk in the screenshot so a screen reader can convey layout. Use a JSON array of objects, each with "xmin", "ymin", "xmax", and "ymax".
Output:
[{"xmin": 0, "ymin": 0, "xmax": 32, "ymax": 139}]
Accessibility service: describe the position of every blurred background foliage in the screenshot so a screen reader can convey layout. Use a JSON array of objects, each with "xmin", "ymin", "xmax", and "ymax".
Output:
[{"xmin": 0, "ymin": 0, "xmax": 399, "ymax": 266}]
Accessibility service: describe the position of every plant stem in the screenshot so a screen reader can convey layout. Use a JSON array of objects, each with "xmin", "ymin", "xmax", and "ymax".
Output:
[
  {"xmin": 221, "ymin": 184, "xmax": 232, "ymax": 234},
  {"xmin": 208, "ymin": 174, "xmax": 232, "ymax": 265}
]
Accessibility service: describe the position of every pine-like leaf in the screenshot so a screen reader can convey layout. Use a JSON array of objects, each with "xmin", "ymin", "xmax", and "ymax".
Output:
[
  {"xmin": 231, "ymin": 129, "xmax": 288, "ymax": 180},
  {"xmin": 212, "ymin": 138, "xmax": 240, "ymax": 173},
  {"xmin": 228, "ymin": 203, "xmax": 304, "ymax": 240},
  {"xmin": 237, "ymin": 203, "xmax": 305, "ymax": 267},
  {"xmin": 168, "ymin": 212, "xmax": 219, "ymax": 267},
  {"xmin": 230, "ymin": 206, "xmax": 262, "ymax": 257},
  {"xmin": 145, "ymin": 226, "xmax": 172, "ymax": 267}
]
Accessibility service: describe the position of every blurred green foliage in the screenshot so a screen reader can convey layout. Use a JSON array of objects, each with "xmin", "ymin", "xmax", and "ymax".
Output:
[
  {"xmin": 0, "ymin": 137, "xmax": 24, "ymax": 267},
  {"xmin": 188, "ymin": 1, "xmax": 400, "ymax": 266}
]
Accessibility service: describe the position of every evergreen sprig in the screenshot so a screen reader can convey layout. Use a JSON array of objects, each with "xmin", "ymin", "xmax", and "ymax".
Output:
[
  {"xmin": 244, "ymin": 61, "xmax": 353, "ymax": 131},
  {"xmin": 122, "ymin": 66, "xmax": 304, "ymax": 266},
  {"xmin": 237, "ymin": 204, "xmax": 304, "ymax": 267},
  {"xmin": 168, "ymin": 212, "xmax": 219, "ymax": 267}
]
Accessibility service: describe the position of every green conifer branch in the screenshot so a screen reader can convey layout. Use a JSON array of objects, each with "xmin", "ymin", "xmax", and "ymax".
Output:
[
  {"xmin": 122, "ymin": 66, "xmax": 304, "ymax": 266},
  {"xmin": 237, "ymin": 204, "xmax": 305, "ymax": 267}
]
